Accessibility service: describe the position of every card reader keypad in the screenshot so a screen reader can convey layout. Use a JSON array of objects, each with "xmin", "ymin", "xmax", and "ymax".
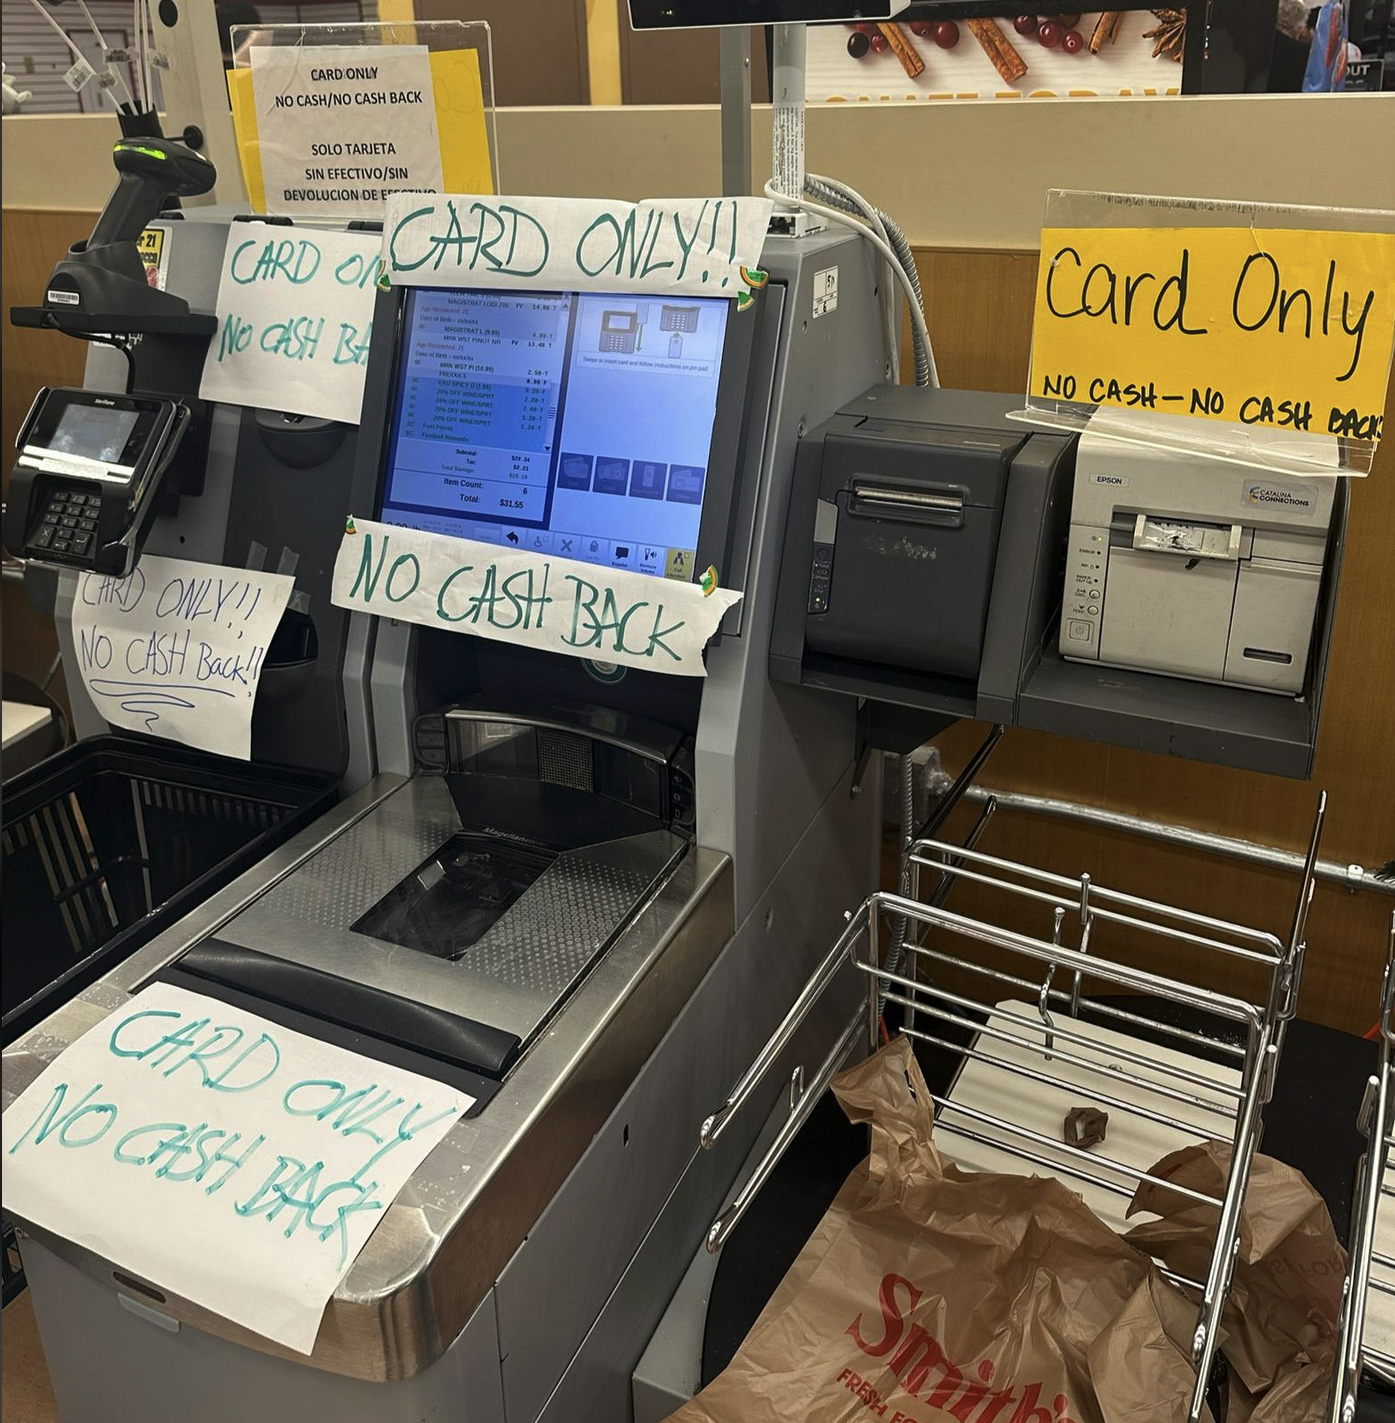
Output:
[{"xmin": 31, "ymin": 489, "xmax": 99, "ymax": 560}]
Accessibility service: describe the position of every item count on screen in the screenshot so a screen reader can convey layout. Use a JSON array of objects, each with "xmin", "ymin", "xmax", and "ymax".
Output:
[{"xmin": 380, "ymin": 288, "xmax": 731, "ymax": 581}]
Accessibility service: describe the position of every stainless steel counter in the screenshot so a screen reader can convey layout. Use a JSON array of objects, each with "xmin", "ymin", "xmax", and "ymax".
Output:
[{"xmin": 2, "ymin": 774, "xmax": 735, "ymax": 1381}]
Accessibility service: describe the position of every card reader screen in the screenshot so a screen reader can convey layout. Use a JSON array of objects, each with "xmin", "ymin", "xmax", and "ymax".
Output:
[
  {"xmin": 379, "ymin": 287, "xmax": 730, "ymax": 580},
  {"xmin": 48, "ymin": 404, "xmax": 139, "ymax": 464}
]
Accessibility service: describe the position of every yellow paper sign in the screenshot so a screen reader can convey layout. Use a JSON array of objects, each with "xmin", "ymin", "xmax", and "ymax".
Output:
[
  {"xmin": 1029, "ymin": 226, "xmax": 1395, "ymax": 444},
  {"xmin": 227, "ymin": 47, "xmax": 492, "ymax": 213}
]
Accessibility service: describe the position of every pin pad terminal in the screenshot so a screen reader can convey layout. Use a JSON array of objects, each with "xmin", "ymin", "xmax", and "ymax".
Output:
[{"xmin": 5, "ymin": 386, "xmax": 190, "ymax": 577}]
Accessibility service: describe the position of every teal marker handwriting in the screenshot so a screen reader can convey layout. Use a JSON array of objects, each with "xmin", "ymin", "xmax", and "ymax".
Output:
[{"xmin": 6, "ymin": 996, "xmax": 462, "ymax": 1267}]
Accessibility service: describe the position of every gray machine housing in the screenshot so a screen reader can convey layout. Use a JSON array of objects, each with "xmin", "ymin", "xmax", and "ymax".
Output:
[
  {"xmin": 1059, "ymin": 416, "xmax": 1338, "ymax": 696},
  {"xmin": 49, "ymin": 213, "xmax": 370, "ymax": 785},
  {"xmin": 769, "ymin": 386, "xmax": 1078, "ymax": 735},
  {"xmin": 5, "ymin": 224, "xmax": 890, "ymax": 1423},
  {"xmin": 770, "ymin": 388, "xmax": 1352, "ymax": 780}
]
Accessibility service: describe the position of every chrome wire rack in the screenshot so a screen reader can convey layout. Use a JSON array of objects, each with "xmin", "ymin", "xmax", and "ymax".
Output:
[
  {"xmin": 701, "ymin": 786, "xmax": 1327, "ymax": 1423},
  {"xmin": 1329, "ymin": 913, "xmax": 1395, "ymax": 1423}
]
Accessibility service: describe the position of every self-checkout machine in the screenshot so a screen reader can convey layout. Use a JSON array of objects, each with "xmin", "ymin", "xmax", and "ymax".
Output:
[{"xmin": 0, "ymin": 13, "xmax": 923, "ymax": 1423}]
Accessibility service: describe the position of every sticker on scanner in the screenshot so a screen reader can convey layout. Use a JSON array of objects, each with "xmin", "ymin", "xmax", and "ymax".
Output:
[{"xmin": 331, "ymin": 518, "xmax": 740, "ymax": 677}]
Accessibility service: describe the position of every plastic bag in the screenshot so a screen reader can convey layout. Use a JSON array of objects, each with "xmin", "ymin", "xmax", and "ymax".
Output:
[{"xmin": 666, "ymin": 1036, "xmax": 1206, "ymax": 1423}]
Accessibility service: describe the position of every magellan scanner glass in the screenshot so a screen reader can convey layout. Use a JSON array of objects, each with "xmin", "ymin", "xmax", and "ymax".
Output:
[{"xmin": 378, "ymin": 287, "xmax": 731, "ymax": 581}]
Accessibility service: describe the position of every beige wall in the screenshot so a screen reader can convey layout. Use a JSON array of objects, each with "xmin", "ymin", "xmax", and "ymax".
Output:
[{"xmin": 6, "ymin": 94, "xmax": 1393, "ymax": 246}]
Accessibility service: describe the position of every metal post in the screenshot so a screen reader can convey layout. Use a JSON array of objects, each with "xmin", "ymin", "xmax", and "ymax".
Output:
[
  {"xmin": 152, "ymin": 0, "xmax": 240, "ymax": 205},
  {"xmin": 718, "ymin": 27, "xmax": 751, "ymax": 199}
]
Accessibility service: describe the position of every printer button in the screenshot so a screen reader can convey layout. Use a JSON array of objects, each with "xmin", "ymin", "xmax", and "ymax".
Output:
[
  {"xmin": 1087, "ymin": 604, "xmax": 1099, "ymax": 616},
  {"xmin": 1067, "ymin": 619, "xmax": 1094, "ymax": 643}
]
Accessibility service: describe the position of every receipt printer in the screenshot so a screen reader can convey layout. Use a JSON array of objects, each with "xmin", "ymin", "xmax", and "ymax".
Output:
[
  {"xmin": 771, "ymin": 386, "xmax": 1078, "ymax": 718},
  {"xmin": 1059, "ymin": 412, "xmax": 1337, "ymax": 695},
  {"xmin": 4, "ymin": 386, "xmax": 191, "ymax": 577}
]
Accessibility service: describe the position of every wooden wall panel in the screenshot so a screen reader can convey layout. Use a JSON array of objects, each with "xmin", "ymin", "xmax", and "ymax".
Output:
[
  {"xmin": 901, "ymin": 248, "xmax": 1395, "ymax": 1037},
  {"xmin": 2, "ymin": 210, "xmax": 92, "ymax": 481},
  {"xmin": 2, "ymin": 208, "xmax": 93, "ymax": 714}
]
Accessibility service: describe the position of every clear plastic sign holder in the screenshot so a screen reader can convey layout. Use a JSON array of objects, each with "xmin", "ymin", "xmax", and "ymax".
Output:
[
  {"xmin": 1013, "ymin": 190, "xmax": 1395, "ymax": 478},
  {"xmin": 228, "ymin": 20, "xmax": 497, "ymax": 221}
]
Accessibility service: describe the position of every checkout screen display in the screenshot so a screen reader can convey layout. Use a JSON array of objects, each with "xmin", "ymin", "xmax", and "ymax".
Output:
[
  {"xmin": 378, "ymin": 287, "xmax": 730, "ymax": 579},
  {"xmin": 48, "ymin": 404, "xmax": 139, "ymax": 464}
]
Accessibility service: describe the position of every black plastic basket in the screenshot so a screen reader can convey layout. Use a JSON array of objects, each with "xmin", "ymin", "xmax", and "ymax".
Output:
[
  {"xmin": 2, "ymin": 735, "xmax": 336, "ymax": 1047},
  {"xmin": 1, "ymin": 737, "xmax": 334, "ymax": 1305}
]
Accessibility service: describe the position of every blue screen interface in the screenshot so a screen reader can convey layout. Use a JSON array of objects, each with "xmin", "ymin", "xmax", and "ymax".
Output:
[{"xmin": 379, "ymin": 287, "xmax": 731, "ymax": 581}]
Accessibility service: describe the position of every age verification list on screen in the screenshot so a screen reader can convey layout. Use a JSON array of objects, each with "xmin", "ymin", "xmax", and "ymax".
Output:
[{"xmin": 379, "ymin": 287, "xmax": 730, "ymax": 581}]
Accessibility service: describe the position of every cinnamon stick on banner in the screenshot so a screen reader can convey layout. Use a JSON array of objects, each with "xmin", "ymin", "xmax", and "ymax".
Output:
[
  {"xmin": 966, "ymin": 18, "xmax": 1028, "ymax": 83},
  {"xmin": 877, "ymin": 22, "xmax": 926, "ymax": 78},
  {"xmin": 1089, "ymin": 10, "xmax": 1125, "ymax": 52}
]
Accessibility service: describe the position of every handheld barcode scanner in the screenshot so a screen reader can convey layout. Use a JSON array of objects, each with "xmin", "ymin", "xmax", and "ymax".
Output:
[
  {"xmin": 88, "ymin": 138, "xmax": 217, "ymax": 250},
  {"xmin": 4, "ymin": 140, "xmax": 215, "ymax": 575},
  {"xmin": 42, "ymin": 137, "xmax": 215, "ymax": 318}
]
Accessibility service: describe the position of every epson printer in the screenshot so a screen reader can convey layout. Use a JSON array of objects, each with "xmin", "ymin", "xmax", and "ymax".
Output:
[{"xmin": 1059, "ymin": 411, "xmax": 1339, "ymax": 696}]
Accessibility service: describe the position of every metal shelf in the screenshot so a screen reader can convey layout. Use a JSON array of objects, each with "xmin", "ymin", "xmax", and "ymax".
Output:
[{"xmin": 700, "ymin": 776, "xmax": 1328, "ymax": 1423}]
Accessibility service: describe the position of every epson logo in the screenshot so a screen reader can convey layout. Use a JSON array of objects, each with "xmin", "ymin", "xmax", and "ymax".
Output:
[
  {"xmin": 1093, "ymin": 474, "xmax": 1128, "ymax": 487},
  {"xmin": 94, "ymin": 397, "xmax": 116, "ymax": 407},
  {"xmin": 1245, "ymin": 482, "xmax": 1314, "ymax": 512}
]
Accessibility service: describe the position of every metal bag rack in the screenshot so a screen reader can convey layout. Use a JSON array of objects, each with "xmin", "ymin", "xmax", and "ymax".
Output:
[
  {"xmin": 700, "ymin": 785, "xmax": 1327, "ymax": 1423},
  {"xmin": 1329, "ymin": 913, "xmax": 1395, "ymax": 1422}
]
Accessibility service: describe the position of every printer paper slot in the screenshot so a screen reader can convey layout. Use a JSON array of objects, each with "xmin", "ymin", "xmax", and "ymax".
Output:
[
  {"xmin": 848, "ymin": 482, "xmax": 965, "ymax": 527},
  {"xmin": 1132, "ymin": 514, "xmax": 1243, "ymax": 561}
]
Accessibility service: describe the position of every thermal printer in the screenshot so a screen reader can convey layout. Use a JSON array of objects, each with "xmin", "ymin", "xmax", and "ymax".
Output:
[
  {"xmin": 770, "ymin": 386, "xmax": 1078, "ymax": 726},
  {"xmin": 1059, "ymin": 411, "xmax": 1338, "ymax": 696}
]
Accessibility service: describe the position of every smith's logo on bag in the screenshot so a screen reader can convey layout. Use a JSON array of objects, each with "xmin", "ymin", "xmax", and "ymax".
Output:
[{"xmin": 846, "ymin": 1273, "xmax": 1080, "ymax": 1422}]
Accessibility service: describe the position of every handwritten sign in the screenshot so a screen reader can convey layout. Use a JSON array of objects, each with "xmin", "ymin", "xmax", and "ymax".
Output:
[
  {"xmin": 199, "ymin": 224, "xmax": 380, "ymax": 425},
  {"xmin": 72, "ymin": 555, "xmax": 294, "ymax": 761},
  {"xmin": 2, "ymin": 982, "xmax": 466, "ymax": 1352},
  {"xmin": 230, "ymin": 45, "xmax": 492, "ymax": 218},
  {"xmin": 383, "ymin": 194, "xmax": 774, "ymax": 301},
  {"xmin": 1029, "ymin": 225, "xmax": 1395, "ymax": 445},
  {"xmin": 331, "ymin": 519, "xmax": 741, "ymax": 677}
]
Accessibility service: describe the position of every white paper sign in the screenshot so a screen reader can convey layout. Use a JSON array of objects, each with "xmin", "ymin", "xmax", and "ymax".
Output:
[
  {"xmin": 72, "ymin": 555, "xmax": 295, "ymax": 761},
  {"xmin": 199, "ymin": 223, "xmax": 380, "ymax": 425},
  {"xmin": 331, "ymin": 518, "xmax": 741, "ymax": 677},
  {"xmin": 249, "ymin": 44, "xmax": 443, "ymax": 216},
  {"xmin": 2, "ymin": 983, "xmax": 467, "ymax": 1353},
  {"xmin": 383, "ymin": 194, "xmax": 774, "ymax": 300}
]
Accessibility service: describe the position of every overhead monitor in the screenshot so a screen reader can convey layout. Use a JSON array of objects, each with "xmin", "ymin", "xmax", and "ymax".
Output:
[{"xmin": 379, "ymin": 287, "xmax": 733, "ymax": 583}]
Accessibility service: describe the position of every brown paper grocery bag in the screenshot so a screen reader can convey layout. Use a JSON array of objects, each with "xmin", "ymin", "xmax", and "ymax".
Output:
[
  {"xmin": 1126, "ymin": 1141, "xmax": 1344, "ymax": 1420},
  {"xmin": 667, "ymin": 1037, "xmax": 1206, "ymax": 1423}
]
